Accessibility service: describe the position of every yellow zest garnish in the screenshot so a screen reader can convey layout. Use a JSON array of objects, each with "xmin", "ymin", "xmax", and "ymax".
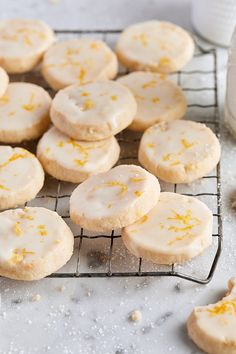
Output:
[
  {"xmin": 10, "ymin": 248, "xmax": 35, "ymax": 264},
  {"xmin": 170, "ymin": 160, "xmax": 180, "ymax": 166},
  {"xmin": 0, "ymin": 184, "xmax": 10, "ymax": 191},
  {"xmin": 160, "ymin": 43, "xmax": 168, "ymax": 51},
  {"xmin": 74, "ymin": 159, "xmax": 87, "ymax": 166},
  {"xmin": 80, "ymin": 92, "xmax": 90, "ymax": 97},
  {"xmin": 168, "ymin": 225, "xmax": 193, "ymax": 232},
  {"xmin": 20, "ymin": 209, "xmax": 33, "ymax": 221},
  {"xmin": 168, "ymin": 233, "xmax": 193, "ymax": 245},
  {"xmin": 168, "ymin": 210, "xmax": 200, "ymax": 226},
  {"xmin": 110, "ymin": 95, "xmax": 117, "ymax": 101},
  {"xmin": 0, "ymin": 153, "xmax": 28, "ymax": 169},
  {"xmin": 45, "ymin": 147, "xmax": 50, "ymax": 154},
  {"xmin": 0, "ymin": 95, "xmax": 9, "ymax": 105},
  {"xmin": 134, "ymin": 191, "xmax": 143, "ymax": 197},
  {"xmin": 134, "ymin": 33, "xmax": 148, "ymax": 46},
  {"xmin": 130, "ymin": 177, "xmax": 144, "ymax": 183},
  {"xmin": 207, "ymin": 300, "xmax": 236, "ymax": 317},
  {"xmin": 162, "ymin": 153, "xmax": 172, "ymax": 161},
  {"xmin": 78, "ymin": 68, "xmax": 86, "ymax": 83},
  {"xmin": 38, "ymin": 225, "xmax": 47, "ymax": 236},
  {"xmin": 23, "ymin": 35, "xmax": 32, "ymax": 46},
  {"xmin": 83, "ymin": 99, "xmax": 94, "ymax": 110},
  {"xmin": 9, "ymin": 111, "xmax": 15, "ymax": 116},
  {"xmin": 152, "ymin": 97, "xmax": 160, "ymax": 103},
  {"xmin": 13, "ymin": 222, "xmax": 22, "ymax": 236},
  {"xmin": 147, "ymin": 143, "xmax": 155, "ymax": 148},
  {"xmin": 138, "ymin": 215, "xmax": 148, "ymax": 224},
  {"xmin": 181, "ymin": 138, "xmax": 195, "ymax": 149},
  {"xmin": 142, "ymin": 81, "xmax": 157, "ymax": 89},
  {"xmin": 57, "ymin": 141, "xmax": 65, "ymax": 148},
  {"xmin": 66, "ymin": 47, "xmax": 80, "ymax": 56},
  {"xmin": 134, "ymin": 94, "xmax": 145, "ymax": 100},
  {"xmin": 159, "ymin": 57, "xmax": 171, "ymax": 66},
  {"xmin": 105, "ymin": 181, "xmax": 127, "ymax": 196},
  {"xmin": 107, "ymin": 203, "xmax": 113, "ymax": 209},
  {"xmin": 90, "ymin": 42, "xmax": 99, "ymax": 49},
  {"xmin": 22, "ymin": 93, "xmax": 36, "ymax": 111}
]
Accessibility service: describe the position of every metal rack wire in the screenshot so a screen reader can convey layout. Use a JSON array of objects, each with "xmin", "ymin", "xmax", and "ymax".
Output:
[{"xmin": 15, "ymin": 29, "xmax": 222, "ymax": 284}]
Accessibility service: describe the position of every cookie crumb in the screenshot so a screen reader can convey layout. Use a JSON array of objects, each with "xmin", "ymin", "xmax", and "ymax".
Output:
[
  {"xmin": 232, "ymin": 199, "xmax": 236, "ymax": 209},
  {"xmin": 31, "ymin": 294, "xmax": 41, "ymax": 302},
  {"xmin": 58, "ymin": 285, "xmax": 66, "ymax": 292},
  {"xmin": 129, "ymin": 310, "xmax": 142, "ymax": 323}
]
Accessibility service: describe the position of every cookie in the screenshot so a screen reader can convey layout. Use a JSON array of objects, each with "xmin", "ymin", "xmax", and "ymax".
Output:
[
  {"xmin": 37, "ymin": 126, "xmax": 120, "ymax": 183},
  {"xmin": 187, "ymin": 278, "xmax": 236, "ymax": 354},
  {"xmin": 116, "ymin": 21, "xmax": 194, "ymax": 73},
  {"xmin": 0, "ymin": 67, "xmax": 9, "ymax": 97},
  {"xmin": 70, "ymin": 164, "xmax": 160, "ymax": 232},
  {"xmin": 139, "ymin": 120, "xmax": 221, "ymax": 184},
  {"xmin": 122, "ymin": 192, "xmax": 212, "ymax": 264},
  {"xmin": 41, "ymin": 38, "xmax": 118, "ymax": 90},
  {"xmin": 0, "ymin": 146, "xmax": 44, "ymax": 210},
  {"xmin": 0, "ymin": 82, "xmax": 51, "ymax": 143},
  {"xmin": 117, "ymin": 71, "xmax": 187, "ymax": 131},
  {"xmin": 0, "ymin": 18, "xmax": 54, "ymax": 73},
  {"xmin": 0, "ymin": 207, "xmax": 74, "ymax": 280},
  {"xmin": 50, "ymin": 81, "xmax": 137, "ymax": 141}
]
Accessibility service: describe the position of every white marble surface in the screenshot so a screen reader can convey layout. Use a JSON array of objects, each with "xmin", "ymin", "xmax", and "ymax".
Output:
[{"xmin": 0, "ymin": 1, "xmax": 236, "ymax": 354}]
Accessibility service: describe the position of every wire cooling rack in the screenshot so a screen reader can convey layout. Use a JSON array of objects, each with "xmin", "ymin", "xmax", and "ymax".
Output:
[{"xmin": 12, "ymin": 29, "xmax": 222, "ymax": 284}]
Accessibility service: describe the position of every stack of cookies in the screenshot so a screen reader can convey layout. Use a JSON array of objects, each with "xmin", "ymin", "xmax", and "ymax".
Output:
[{"xmin": 0, "ymin": 18, "xmax": 221, "ymax": 282}]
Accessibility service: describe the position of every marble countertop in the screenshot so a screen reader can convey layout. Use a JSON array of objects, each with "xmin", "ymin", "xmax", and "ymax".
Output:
[{"xmin": 0, "ymin": 1, "xmax": 235, "ymax": 354}]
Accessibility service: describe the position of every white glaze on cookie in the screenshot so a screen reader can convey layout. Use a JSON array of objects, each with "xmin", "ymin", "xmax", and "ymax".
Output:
[
  {"xmin": 0, "ymin": 207, "xmax": 74, "ymax": 280},
  {"xmin": 50, "ymin": 81, "xmax": 137, "ymax": 141},
  {"xmin": 42, "ymin": 38, "xmax": 118, "ymax": 90},
  {"xmin": 118, "ymin": 71, "xmax": 187, "ymax": 131},
  {"xmin": 37, "ymin": 126, "xmax": 120, "ymax": 182},
  {"xmin": 139, "ymin": 120, "xmax": 221, "ymax": 183},
  {"xmin": 0, "ymin": 82, "xmax": 51, "ymax": 143},
  {"xmin": 0, "ymin": 146, "xmax": 44, "ymax": 210},
  {"xmin": 187, "ymin": 278, "xmax": 236, "ymax": 354},
  {"xmin": 0, "ymin": 19, "xmax": 54, "ymax": 73},
  {"xmin": 122, "ymin": 192, "xmax": 212, "ymax": 264},
  {"xmin": 70, "ymin": 164, "xmax": 160, "ymax": 231},
  {"xmin": 116, "ymin": 21, "xmax": 194, "ymax": 73}
]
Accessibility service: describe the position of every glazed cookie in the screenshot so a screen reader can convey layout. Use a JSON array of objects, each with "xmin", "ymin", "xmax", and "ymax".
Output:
[
  {"xmin": 117, "ymin": 71, "xmax": 187, "ymax": 131},
  {"xmin": 0, "ymin": 67, "xmax": 9, "ymax": 97},
  {"xmin": 187, "ymin": 278, "xmax": 236, "ymax": 354},
  {"xmin": 139, "ymin": 120, "xmax": 221, "ymax": 184},
  {"xmin": 0, "ymin": 146, "xmax": 44, "ymax": 210},
  {"xmin": 37, "ymin": 126, "xmax": 120, "ymax": 183},
  {"xmin": 116, "ymin": 21, "xmax": 194, "ymax": 73},
  {"xmin": 42, "ymin": 38, "xmax": 118, "ymax": 90},
  {"xmin": 0, "ymin": 82, "xmax": 51, "ymax": 143},
  {"xmin": 0, "ymin": 207, "xmax": 74, "ymax": 280},
  {"xmin": 70, "ymin": 164, "xmax": 160, "ymax": 232},
  {"xmin": 0, "ymin": 18, "xmax": 54, "ymax": 73},
  {"xmin": 122, "ymin": 192, "xmax": 212, "ymax": 264},
  {"xmin": 50, "ymin": 81, "xmax": 137, "ymax": 141}
]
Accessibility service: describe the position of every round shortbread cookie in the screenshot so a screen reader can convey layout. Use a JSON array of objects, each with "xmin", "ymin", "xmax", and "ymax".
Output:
[
  {"xmin": 50, "ymin": 81, "xmax": 137, "ymax": 141},
  {"xmin": 117, "ymin": 71, "xmax": 187, "ymax": 131},
  {"xmin": 70, "ymin": 164, "xmax": 160, "ymax": 232},
  {"xmin": 0, "ymin": 18, "xmax": 54, "ymax": 73},
  {"xmin": 41, "ymin": 38, "xmax": 118, "ymax": 90},
  {"xmin": 0, "ymin": 146, "xmax": 44, "ymax": 210},
  {"xmin": 139, "ymin": 120, "xmax": 221, "ymax": 184},
  {"xmin": 187, "ymin": 278, "xmax": 236, "ymax": 354},
  {"xmin": 122, "ymin": 192, "xmax": 212, "ymax": 264},
  {"xmin": 0, "ymin": 207, "xmax": 74, "ymax": 280},
  {"xmin": 0, "ymin": 82, "xmax": 52, "ymax": 143},
  {"xmin": 0, "ymin": 67, "xmax": 9, "ymax": 97},
  {"xmin": 116, "ymin": 21, "xmax": 194, "ymax": 73},
  {"xmin": 37, "ymin": 126, "xmax": 120, "ymax": 183}
]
